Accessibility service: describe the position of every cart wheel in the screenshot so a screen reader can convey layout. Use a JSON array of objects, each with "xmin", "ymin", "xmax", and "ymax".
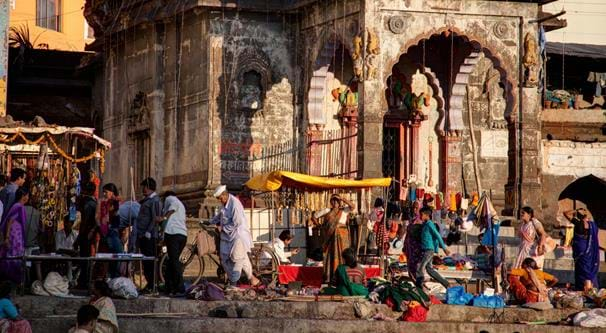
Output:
[{"xmin": 249, "ymin": 244, "xmax": 279, "ymax": 285}]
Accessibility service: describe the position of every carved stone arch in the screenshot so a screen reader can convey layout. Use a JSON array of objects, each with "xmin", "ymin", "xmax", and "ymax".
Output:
[
  {"xmin": 310, "ymin": 25, "xmax": 352, "ymax": 71},
  {"xmin": 306, "ymin": 26, "xmax": 355, "ymax": 127},
  {"xmin": 229, "ymin": 47, "xmax": 272, "ymax": 112},
  {"xmin": 382, "ymin": 27, "xmax": 518, "ymax": 132}
]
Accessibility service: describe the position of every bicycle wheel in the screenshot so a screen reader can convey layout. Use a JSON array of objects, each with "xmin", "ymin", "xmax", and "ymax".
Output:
[
  {"xmin": 249, "ymin": 244, "xmax": 279, "ymax": 285},
  {"xmin": 159, "ymin": 244, "xmax": 205, "ymax": 285}
]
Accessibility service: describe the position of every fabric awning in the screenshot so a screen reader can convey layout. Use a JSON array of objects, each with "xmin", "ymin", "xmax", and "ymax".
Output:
[
  {"xmin": 546, "ymin": 42, "xmax": 606, "ymax": 59},
  {"xmin": 0, "ymin": 126, "xmax": 111, "ymax": 148},
  {"xmin": 245, "ymin": 170, "xmax": 391, "ymax": 191}
]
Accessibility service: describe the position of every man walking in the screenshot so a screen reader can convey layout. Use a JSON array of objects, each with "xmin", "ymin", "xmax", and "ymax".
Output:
[
  {"xmin": 211, "ymin": 185, "xmax": 260, "ymax": 288},
  {"xmin": 161, "ymin": 191, "xmax": 187, "ymax": 295},
  {"xmin": 136, "ymin": 177, "xmax": 162, "ymax": 292},
  {"xmin": 0, "ymin": 168, "xmax": 26, "ymax": 219}
]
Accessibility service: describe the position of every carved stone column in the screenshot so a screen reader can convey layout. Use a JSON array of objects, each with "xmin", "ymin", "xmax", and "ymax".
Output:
[{"xmin": 358, "ymin": 0, "xmax": 384, "ymax": 180}]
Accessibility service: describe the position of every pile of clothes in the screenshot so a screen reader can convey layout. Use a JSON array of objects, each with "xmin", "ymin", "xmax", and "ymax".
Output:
[{"xmin": 367, "ymin": 277, "xmax": 441, "ymax": 322}]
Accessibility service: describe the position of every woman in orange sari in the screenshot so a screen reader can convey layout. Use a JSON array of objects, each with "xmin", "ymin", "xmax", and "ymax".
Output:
[
  {"xmin": 509, "ymin": 258, "xmax": 558, "ymax": 303},
  {"xmin": 322, "ymin": 194, "xmax": 354, "ymax": 284}
]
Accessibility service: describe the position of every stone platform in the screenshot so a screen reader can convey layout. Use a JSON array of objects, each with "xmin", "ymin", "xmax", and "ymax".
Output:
[{"xmin": 16, "ymin": 296, "xmax": 597, "ymax": 333}]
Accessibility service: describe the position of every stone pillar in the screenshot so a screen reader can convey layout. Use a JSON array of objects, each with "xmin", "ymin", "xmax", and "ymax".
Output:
[
  {"xmin": 410, "ymin": 121, "xmax": 421, "ymax": 178},
  {"xmin": 208, "ymin": 35, "xmax": 224, "ymax": 188},
  {"xmin": 307, "ymin": 129, "xmax": 323, "ymax": 176},
  {"xmin": 358, "ymin": 0, "xmax": 384, "ymax": 180},
  {"xmin": 519, "ymin": 87, "xmax": 542, "ymax": 216},
  {"xmin": 150, "ymin": 22, "xmax": 166, "ymax": 184}
]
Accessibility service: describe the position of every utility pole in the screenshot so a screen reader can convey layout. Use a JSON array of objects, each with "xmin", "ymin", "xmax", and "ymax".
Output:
[{"xmin": 0, "ymin": 0, "xmax": 8, "ymax": 117}]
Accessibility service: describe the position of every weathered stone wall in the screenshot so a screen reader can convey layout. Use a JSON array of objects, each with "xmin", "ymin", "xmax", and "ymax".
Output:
[
  {"xmin": 207, "ymin": 12, "xmax": 297, "ymax": 190},
  {"xmin": 541, "ymin": 140, "xmax": 606, "ymax": 228}
]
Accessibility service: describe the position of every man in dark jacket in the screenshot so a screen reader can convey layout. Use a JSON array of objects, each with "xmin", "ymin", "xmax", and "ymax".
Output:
[
  {"xmin": 136, "ymin": 177, "xmax": 162, "ymax": 292},
  {"xmin": 74, "ymin": 181, "xmax": 97, "ymax": 289}
]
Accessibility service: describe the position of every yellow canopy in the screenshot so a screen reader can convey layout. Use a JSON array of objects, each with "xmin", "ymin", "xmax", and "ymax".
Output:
[{"xmin": 245, "ymin": 170, "xmax": 391, "ymax": 191}]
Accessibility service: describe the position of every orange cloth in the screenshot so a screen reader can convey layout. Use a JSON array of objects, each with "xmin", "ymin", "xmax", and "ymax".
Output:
[
  {"xmin": 510, "ymin": 268, "xmax": 556, "ymax": 286},
  {"xmin": 449, "ymin": 193, "xmax": 457, "ymax": 211}
]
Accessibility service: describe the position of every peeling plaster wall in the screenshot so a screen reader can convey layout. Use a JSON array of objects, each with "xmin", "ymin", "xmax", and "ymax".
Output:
[{"xmin": 208, "ymin": 12, "xmax": 297, "ymax": 189}]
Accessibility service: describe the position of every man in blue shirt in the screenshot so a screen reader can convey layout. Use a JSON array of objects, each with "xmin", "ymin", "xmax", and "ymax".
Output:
[
  {"xmin": 0, "ymin": 168, "xmax": 25, "ymax": 220},
  {"xmin": 416, "ymin": 206, "xmax": 451, "ymax": 289}
]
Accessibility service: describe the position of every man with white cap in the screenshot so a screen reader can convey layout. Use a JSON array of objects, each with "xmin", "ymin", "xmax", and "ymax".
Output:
[{"xmin": 211, "ymin": 185, "xmax": 260, "ymax": 288}]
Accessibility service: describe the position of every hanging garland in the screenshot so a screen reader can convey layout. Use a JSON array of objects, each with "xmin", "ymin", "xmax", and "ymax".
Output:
[{"xmin": 0, "ymin": 130, "xmax": 107, "ymax": 164}]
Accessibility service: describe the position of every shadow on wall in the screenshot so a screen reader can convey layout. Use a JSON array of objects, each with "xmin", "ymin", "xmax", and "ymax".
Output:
[{"xmin": 558, "ymin": 174, "xmax": 606, "ymax": 229}]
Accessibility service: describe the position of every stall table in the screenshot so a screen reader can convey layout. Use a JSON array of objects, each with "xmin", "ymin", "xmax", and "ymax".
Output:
[
  {"xmin": 278, "ymin": 265, "xmax": 381, "ymax": 287},
  {"xmin": 9, "ymin": 255, "xmax": 157, "ymax": 294},
  {"xmin": 390, "ymin": 267, "xmax": 492, "ymax": 293}
]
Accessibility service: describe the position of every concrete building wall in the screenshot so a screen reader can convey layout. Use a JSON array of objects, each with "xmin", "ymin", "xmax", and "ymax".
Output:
[
  {"xmin": 543, "ymin": 0, "xmax": 606, "ymax": 46},
  {"xmin": 10, "ymin": 0, "xmax": 92, "ymax": 51}
]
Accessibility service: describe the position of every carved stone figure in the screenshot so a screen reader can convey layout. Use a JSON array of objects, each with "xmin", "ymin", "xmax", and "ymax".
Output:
[
  {"xmin": 364, "ymin": 29, "xmax": 380, "ymax": 80},
  {"xmin": 128, "ymin": 91, "xmax": 151, "ymax": 134},
  {"xmin": 485, "ymin": 69, "xmax": 507, "ymax": 129},
  {"xmin": 523, "ymin": 33, "xmax": 539, "ymax": 88},
  {"xmin": 352, "ymin": 35, "xmax": 364, "ymax": 79}
]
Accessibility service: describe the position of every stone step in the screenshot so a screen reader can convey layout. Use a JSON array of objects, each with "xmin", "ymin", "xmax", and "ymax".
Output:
[{"xmin": 29, "ymin": 316, "xmax": 597, "ymax": 333}]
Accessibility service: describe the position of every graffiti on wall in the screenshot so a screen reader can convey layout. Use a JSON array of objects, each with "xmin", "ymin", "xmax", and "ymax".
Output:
[{"xmin": 220, "ymin": 141, "xmax": 262, "ymax": 184}]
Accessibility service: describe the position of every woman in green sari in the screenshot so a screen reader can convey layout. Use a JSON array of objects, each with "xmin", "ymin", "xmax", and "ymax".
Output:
[{"xmin": 323, "ymin": 248, "xmax": 368, "ymax": 296}]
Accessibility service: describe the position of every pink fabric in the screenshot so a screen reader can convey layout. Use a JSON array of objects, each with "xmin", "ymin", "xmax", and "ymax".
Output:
[{"xmin": 0, "ymin": 203, "xmax": 26, "ymax": 284}]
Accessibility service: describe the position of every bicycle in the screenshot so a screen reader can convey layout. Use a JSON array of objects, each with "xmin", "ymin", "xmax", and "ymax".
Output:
[
  {"xmin": 159, "ymin": 222, "xmax": 282, "ymax": 286},
  {"xmin": 159, "ymin": 223, "xmax": 224, "ymax": 286}
]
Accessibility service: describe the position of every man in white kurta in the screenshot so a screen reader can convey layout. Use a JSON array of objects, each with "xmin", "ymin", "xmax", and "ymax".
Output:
[{"xmin": 211, "ymin": 185, "xmax": 259, "ymax": 287}]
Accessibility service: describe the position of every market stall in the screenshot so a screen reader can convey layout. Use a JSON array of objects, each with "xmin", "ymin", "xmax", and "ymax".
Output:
[
  {"xmin": 245, "ymin": 170, "xmax": 391, "ymax": 285},
  {"xmin": 0, "ymin": 124, "xmax": 111, "ymax": 252}
]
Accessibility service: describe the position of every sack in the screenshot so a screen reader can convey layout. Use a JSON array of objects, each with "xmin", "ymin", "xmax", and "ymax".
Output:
[
  {"xmin": 446, "ymin": 286, "xmax": 473, "ymax": 305},
  {"xmin": 472, "ymin": 294, "xmax": 505, "ymax": 308},
  {"xmin": 187, "ymin": 280, "xmax": 224, "ymax": 301},
  {"xmin": 196, "ymin": 229, "xmax": 217, "ymax": 256},
  {"xmin": 109, "ymin": 277, "xmax": 139, "ymax": 299},
  {"xmin": 31, "ymin": 272, "xmax": 70, "ymax": 297}
]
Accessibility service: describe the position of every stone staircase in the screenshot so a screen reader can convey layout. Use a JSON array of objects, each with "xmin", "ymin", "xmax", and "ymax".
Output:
[{"xmin": 16, "ymin": 296, "xmax": 595, "ymax": 333}]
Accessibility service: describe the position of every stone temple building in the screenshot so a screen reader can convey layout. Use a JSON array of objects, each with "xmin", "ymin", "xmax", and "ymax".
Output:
[{"xmin": 83, "ymin": 0, "xmax": 605, "ymax": 226}]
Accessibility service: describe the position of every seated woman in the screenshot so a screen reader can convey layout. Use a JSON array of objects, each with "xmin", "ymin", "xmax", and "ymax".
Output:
[
  {"xmin": 90, "ymin": 280, "xmax": 118, "ymax": 333},
  {"xmin": 509, "ymin": 257, "xmax": 558, "ymax": 304},
  {"xmin": 322, "ymin": 248, "xmax": 368, "ymax": 296},
  {"xmin": 0, "ymin": 281, "xmax": 32, "ymax": 333}
]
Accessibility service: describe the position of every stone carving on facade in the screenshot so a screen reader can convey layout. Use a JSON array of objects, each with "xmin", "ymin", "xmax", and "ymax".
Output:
[
  {"xmin": 492, "ymin": 21, "xmax": 511, "ymax": 40},
  {"xmin": 388, "ymin": 16, "xmax": 406, "ymax": 35},
  {"xmin": 231, "ymin": 47, "xmax": 272, "ymax": 112},
  {"xmin": 364, "ymin": 29, "xmax": 380, "ymax": 80},
  {"xmin": 485, "ymin": 69, "xmax": 508, "ymax": 129},
  {"xmin": 523, "ymin": 33, "xmax": 539, "ymax": 88},
  {"xmin": 410, "ymin": 69, "xmax": 430, "ymax": 118},
  {"xmin": 352, "ymin": 34, "xmax": 364, "ymax": 78},
  {"xmin": 127, "ymin": 91, "xmax": 151, "ymax": 135},
  {"xmin": 239, "ymin": 71, "xmax": 263, "ymax": 110}
]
